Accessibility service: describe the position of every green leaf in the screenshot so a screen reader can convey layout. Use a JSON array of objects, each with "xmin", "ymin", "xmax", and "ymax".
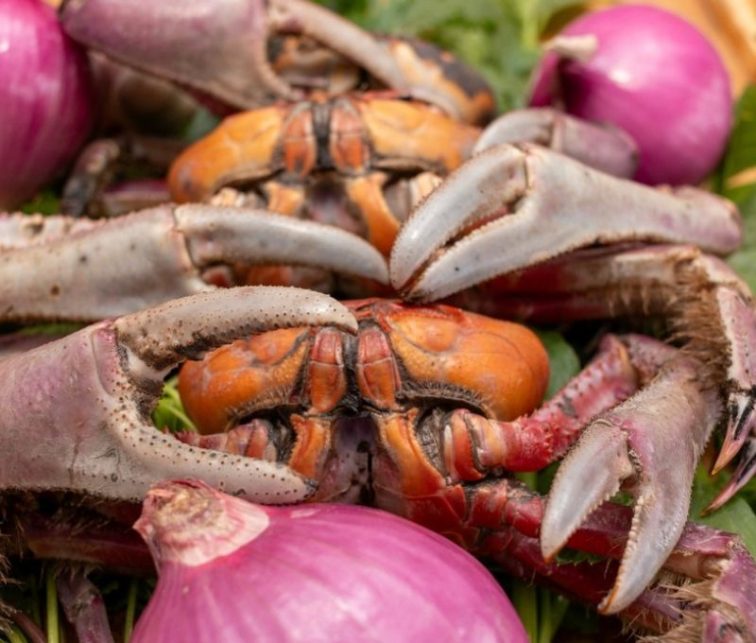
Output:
[
  {"xmin": 719, "ymin": 85, "xmax": 756, "ymax": 290},
  {"xmin": 720, "ymin": 85, "xmax": 756, "ymax": 198},
  {"xmin": 21, "ymin": 189, "xmax": 61, "ymax": 215},
  {"xmin": 313, "ymin": 0, "xmax": 576, "ymax": 111},
  {"xmin": 535, "ymin": 329, "xmax": 581, "ymax": 399},
  {"xmin": 689, "ymin": 465, "xmax": 756, "ymax": 557},
  {"xmin": 727, "ymin": 187, "xmax": 756, "ymax": 291},
  {"xmin": 152, "ymin": 377, "xmax": 195, "ymax": 433}
]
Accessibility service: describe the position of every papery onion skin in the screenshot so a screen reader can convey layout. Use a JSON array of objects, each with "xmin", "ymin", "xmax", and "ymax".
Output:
[
  {"xmin": 0, "ymin": 0, "xmax": 94, "ymax": 209},
  {"xmin": 529, "ymin": 5, "xmax": 732, "ymax": 186},
  {"xmin": 132, "ymin": 480, "xmax": 526, "ymax": 643}
]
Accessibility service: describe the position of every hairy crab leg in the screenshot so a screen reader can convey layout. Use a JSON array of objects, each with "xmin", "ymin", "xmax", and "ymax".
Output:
[
  {"xmin": 390, "ymin": 143, "xmax": 742, "ymax": 299},
  {"xmin": 457, "ymin": 477, "xmax": 756, "ymax": 638},
  {"xmin": 0, "ymin": 287, "xmax": 356, "ymax": 502},
  {"xmin": 0, "ymin": 205, "xmax": 387, "ymax": 322},
  {"xmin": 473, "ymin": 108, "xmax": 638, "ymax": 178}
]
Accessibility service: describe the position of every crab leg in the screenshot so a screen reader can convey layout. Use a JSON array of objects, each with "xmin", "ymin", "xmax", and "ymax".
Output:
[
  {"xmin": 0, "ymin": 287, "xmax": 356, "ymax": 502},
  {"xmin": 441, "ymin": 334, "xmax": 669, "ymax": 474},
  {"xmin": 56, "ymin": 567, "xmax": 115, "ymax": 643},
  {"xmin": 441, "ymin": 244, "xmax": 755, "ymax": 610},
  {"xmin": 390, "ymin": 144, "xmax": 742, "ymax": 299},
  {"xmin": 473, "ymin": 108, "xmax": 638, "ymax": 178},
  {"xmin": 0, "ymin": 205, "xmax": 387, "ymax": 322},
  {"xmin": 451, "ymin": 476, "xmax": 756, "ymax": 637}
]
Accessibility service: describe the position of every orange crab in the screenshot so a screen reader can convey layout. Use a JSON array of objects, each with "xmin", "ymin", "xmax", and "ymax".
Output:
[{"xmin": 167, "ymin": 94, "xmax": 481, "ymax": 256}]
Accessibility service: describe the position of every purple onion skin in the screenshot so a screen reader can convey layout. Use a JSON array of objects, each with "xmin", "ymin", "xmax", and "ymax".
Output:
[
  {"xmin": 132, "ymin": 480, "xmax": 526, "ymax": 643},
  {"xmin": 530, "ymin": 5, "xmax": 732, "ymax": 186},
  {"xmin": 0, "ymin": 0, "xmax": 94, "ymax": 209}
]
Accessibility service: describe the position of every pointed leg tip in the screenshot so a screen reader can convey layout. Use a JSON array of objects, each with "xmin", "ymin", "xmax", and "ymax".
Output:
[
  {"xmin": 539, "ymin": 539, "xmax": 563, "ymax": 565},
  {"xmin": 712, "ymin": 439, "xmax": 743, "ymax": 475}
]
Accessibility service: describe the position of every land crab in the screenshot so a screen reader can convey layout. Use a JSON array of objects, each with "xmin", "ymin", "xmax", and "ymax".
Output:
[
  {"xmin": 0, "ymin": 0, "xmax": 753, "ymax": 639},
  {"xmin": 1, "ymin": 155, "xmax": 754, "ymax": 639}
]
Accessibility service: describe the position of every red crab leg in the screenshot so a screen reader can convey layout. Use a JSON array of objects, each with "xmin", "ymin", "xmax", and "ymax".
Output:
[
  {"xmin": 0, "ymin": 205, "xmax": 387, "ymax": 322},
  {"xmin": 473, "ymin": 108, "xmax": 638, "ymax": 178},
  {"xmin": 443, "ymin": 334, "xmax": 671, "ymax": 473},
  {"xmin": 0, "ymin": 287, "xmax": 356, "ymax": 502},
  {"xmin": 390, "ymin": 144, "xmax": 741, "ymax": 299},
  {"xmin": 465, "ymin": 479, "xmax": 756, "ymax": 637}
]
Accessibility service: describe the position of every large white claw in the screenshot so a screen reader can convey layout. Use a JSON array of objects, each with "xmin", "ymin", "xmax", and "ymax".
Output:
[
  {"xmin": 390, "ymin": 144, "xmax": 741, "ymax": 302},
  {"xmin": 0, "ymin": 287, "xmax": 356, "ymax": 503}
]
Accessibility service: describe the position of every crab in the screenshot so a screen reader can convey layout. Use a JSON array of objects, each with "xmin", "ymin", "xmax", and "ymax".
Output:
[
  {"xmin": 161, "ymin": 94, "xmax": 756, "ymax": 539},
  {"xmin": 57, "ymin": 0, "xmax": 638, "ymax": 228},
  {"xmin": 1, "ymin": 293, "xmax": 754, "ymax": 639},
  {"xmin": 172, "ymin": 298, "xmax": 756, "ymax": 636},
  {"xmin": 0, "ymin": 0, "xmax": 752, "ymax": 638}
]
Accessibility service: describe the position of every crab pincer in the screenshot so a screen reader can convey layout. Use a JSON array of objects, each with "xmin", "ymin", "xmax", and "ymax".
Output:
[
  {"xmin": 390, "ymin": 143, "xmax": 756, "ymax": 612},
  {"xmin": 59, "ymin": 0, "xmax": 496, "ymax": 125},
  {"xmin": 473, "ymin": 108, "xmax": 639, "ymax": 178},
  {"xmin": 0, "ymin": 287, "xmax": 356, "ymax": 502},
  {"xmin": 0, "ymin": 204, "xmax": 387, "ymax": 322}
]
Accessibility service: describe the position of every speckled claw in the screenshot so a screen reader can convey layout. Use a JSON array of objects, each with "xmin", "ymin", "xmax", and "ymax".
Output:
[
  {"xmin": 542, "ymin": 355, "xmax": 722, "ymax": 614},
  {"xmin": 390, "ymin": 144, "xmax": 741, "ymax": 300},
  {"xmin": 473, "ymin": 108, "xmax": 638, "ymax": 178},
  {"xmin": 0, "ymin": 287, "xmax": 356, "ymax": 503},
  {"xmin": 0, "ymin": 205, "xmax": 387, "ymax": 322}
]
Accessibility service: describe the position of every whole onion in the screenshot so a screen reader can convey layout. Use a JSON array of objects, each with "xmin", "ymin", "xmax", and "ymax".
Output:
[
  {"xmin": 0, "ymin": 0, "xmax": 94, "ymax": 209},
  {"xmin": 132, "ymin": 480, "xmax": 526, "ymax": 643},
  {"xmin": 529, "ymin": 5, "xmax": 732, "ymax": 185}
]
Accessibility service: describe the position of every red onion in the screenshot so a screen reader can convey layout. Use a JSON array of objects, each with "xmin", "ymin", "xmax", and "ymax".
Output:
[
  {"xmin": 529, "ymin": 5, "xmax": 732, "ymax": 185},
  {"xmin": 0, "ymin": 0, "xmax": 94, "ymax": 209},
  {"xmin": 132, "ymin": 480, "xmax": 526, "ymax": 642}
]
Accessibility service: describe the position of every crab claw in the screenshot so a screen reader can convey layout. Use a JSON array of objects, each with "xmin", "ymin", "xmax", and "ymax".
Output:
[
  {"xmin": 473, "ymin": 108, "xmax": 638, "ymax": 178},
  {"xmin": 0, "ymin": 205, "xmax": 387, "ymax": 322},
  {"xmin": 390, "ymin": 144, "xmax": 742, "ymax": 301},
  {"xmin": 0, "ymin": 287, "xmax": 356, "ymax": 503},
  {"xmin": 542, "ymin": 355, "xmax": 722, "ymax": 614},
  {"xmin": 60, "ymin": 0, "xmax": 495, "ymax": 125}
]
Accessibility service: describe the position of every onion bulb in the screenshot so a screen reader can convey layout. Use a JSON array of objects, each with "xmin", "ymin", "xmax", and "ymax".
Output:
[
  {"xmin": 132, "ymin": 480, "xmax": 526, "ymax": 643},
  {"xmin": 529, "ymin": 5, "xmax": 732, "ymax": 185},
  {"xmin": 0, "ymin": 0, "xmax": 94, "ymax": 209}
]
